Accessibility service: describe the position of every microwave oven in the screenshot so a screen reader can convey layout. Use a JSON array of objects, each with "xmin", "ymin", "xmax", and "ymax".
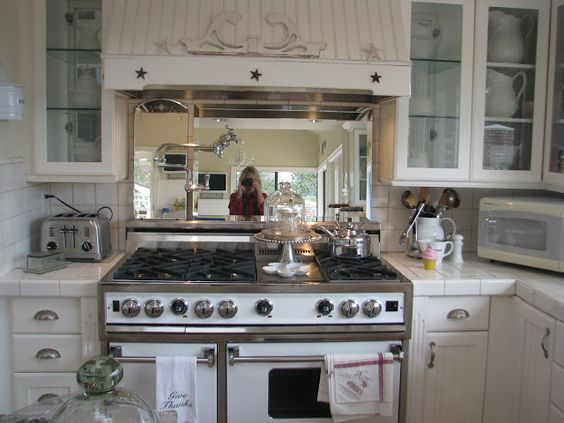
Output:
[{"xmin": 477, "ymin": 197, "xmax": 564, "ymax": 272}]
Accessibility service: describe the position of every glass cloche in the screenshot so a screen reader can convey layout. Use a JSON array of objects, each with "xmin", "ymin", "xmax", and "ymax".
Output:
[
  {"xmin": 263, "ymin": 182, "xmax": 308, "ymax": 240},
  {"xmin": 50, "ymin": 356, "xmax": 157, "ymax": 423}
]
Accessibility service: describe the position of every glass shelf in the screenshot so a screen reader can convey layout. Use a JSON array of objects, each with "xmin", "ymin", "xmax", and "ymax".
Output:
[
  {"xmin": 487, "ymin": 62, "xmax": 536, "ymax": 69},
  {"xmin": 46, "ymin": 48, "xmax": 101, "ymax": 64},
  {"xmin": 410, "ymin": 59, "xmax": 461, "ymax": 74},
  {"xmin": 409, "ymin": 115, "xmax": 460, "ymax": 119},
  {"xmin": 47, "ymin": 107, "xmax": 101, "ymax": 111}
]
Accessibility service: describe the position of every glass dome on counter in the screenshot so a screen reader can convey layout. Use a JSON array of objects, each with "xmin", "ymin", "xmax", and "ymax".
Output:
[
  {"xmin": 50, "ymin": 356, "xmax": 157, "ymax": 423},
  {"xmin": 263, "ymin": 182, "xmax": 308, "ymax": 240}
]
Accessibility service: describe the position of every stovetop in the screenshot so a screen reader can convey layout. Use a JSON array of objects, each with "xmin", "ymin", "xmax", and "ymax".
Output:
[{"xmin": 106, "ymin": 244, "xmax": 401, "ymax": 284}]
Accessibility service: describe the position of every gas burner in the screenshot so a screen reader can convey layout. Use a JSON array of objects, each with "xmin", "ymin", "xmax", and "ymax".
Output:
[
  {"xmin": 315, "ymin": 251, "xmax": 397, "ymax": 281},
  {"xmin": 113, "ymin": 247, "xmax": 256, "ymax": 282}
]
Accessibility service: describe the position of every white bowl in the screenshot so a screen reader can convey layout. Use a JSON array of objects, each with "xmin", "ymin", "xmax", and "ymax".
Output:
[
  {"xmin": 277, "ymin": 268, "xmax": 296, "ymax": 278},
  {"xmin": 262, "ymin": 266, "xmax": 278, "ymax": 275},
  {"xmin": 293, "ymin": 265, "xmax": 309, "ymax": 276},
  {"xmin": 268, "ymin": 262, "xmax": 282, "ymax": 268}
]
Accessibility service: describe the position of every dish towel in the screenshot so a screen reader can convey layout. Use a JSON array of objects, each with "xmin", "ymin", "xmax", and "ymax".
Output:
[
  {"xmin": 318, "ymin": 353, "xmax": 394, "ymax": 422},
  {"xmin": 156, "ymin": 356, "xmax": 198, "ymax": 423}
]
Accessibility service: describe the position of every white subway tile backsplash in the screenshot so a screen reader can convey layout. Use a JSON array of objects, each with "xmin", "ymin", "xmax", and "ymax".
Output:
[
  {"xmin": 48, "ymin": 183, "xmax": 73, "ymax": 202},
  {"xmin": 95, "ymin": 183, "xmax": 119, "ymax": 206},
  {"xmin": 72, "ymin": 183, "xmax": 96, "ymax": 206}
]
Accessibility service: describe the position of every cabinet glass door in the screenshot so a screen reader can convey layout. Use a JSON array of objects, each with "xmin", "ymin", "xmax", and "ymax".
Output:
[
  {"xmin": 46, "ymin": 0, "xmax": 102, "ymax": 163},
  {"xmin": 472, "ymin": 0, "xmax": 549, "ymax": 182},
  {"xmin": 398, "ymin": 0, "xmax": 473, "ymax": 181},
  {"xmin": 543, "ymin": 0, "xmax": 564, "ymax": 186}
]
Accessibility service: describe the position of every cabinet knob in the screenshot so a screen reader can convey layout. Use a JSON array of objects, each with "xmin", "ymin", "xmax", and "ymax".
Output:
[
  {"xmin": 36, "ymin": 348, "xmax": 61, "ymax": 360},
  {"xmin": 447, "ymin": 308, "xmax": 470, "ymax": 320},
  {"xmin": 33, "ymin": 310, "xmax": 59, "ymax": 321}
]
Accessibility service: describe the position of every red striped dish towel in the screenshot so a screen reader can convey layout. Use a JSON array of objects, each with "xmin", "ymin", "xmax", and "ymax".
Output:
[{"xmin": 317, "ymin": 353, "xmax": 394, "ymax": 422}]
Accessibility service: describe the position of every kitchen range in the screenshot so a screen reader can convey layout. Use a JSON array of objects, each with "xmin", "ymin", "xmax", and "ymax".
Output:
[{"xmin": 99, "ymin": 226, "xmax": 412, "ymax": 423}]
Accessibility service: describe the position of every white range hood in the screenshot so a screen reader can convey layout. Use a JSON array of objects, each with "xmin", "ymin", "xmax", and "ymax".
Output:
[{"xmin": 102, "ymin": 0, "xmax": 411, "ymax": 97}]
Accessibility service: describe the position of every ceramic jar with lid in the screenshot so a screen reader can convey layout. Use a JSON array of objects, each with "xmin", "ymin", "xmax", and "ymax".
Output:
[{"xmin": 72, "ymin": 68, "xmax": 100, "ymax": 108}]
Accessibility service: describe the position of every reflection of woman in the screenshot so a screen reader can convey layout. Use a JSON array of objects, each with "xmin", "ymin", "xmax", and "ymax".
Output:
[{"xmin": 228, "ymin": 166, "xmax": 267, "ymax": 216}]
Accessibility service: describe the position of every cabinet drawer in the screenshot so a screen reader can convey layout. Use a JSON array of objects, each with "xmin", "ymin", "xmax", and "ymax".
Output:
[
  {"xmin": 427, "ymin": 296, "xmax": 490, "ymax": 331},
  {"xmin": 12, "ymin": 298, "xmax": 80, "ymax": 334},
  {"xmin": 13, "ymin": 335, "xmax": 82, "ymax": 372},
  {"xmin": 13, "ymin": 372, "xmax": 78, "ymax": 410}
]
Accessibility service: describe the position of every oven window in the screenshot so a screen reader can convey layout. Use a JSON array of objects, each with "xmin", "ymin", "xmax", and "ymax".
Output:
[{"xmin": 268, "ymin": 368, "xmax": 331, "ymax": 418}]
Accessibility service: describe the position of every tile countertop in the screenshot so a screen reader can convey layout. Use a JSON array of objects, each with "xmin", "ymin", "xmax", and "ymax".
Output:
[
  {"xmin": 0, "ymin": 253, "xmax": 123, "ymax": 297},
  {"xmin": 383, "ymin": 252, "xmax": 564, "ymax": 322}
]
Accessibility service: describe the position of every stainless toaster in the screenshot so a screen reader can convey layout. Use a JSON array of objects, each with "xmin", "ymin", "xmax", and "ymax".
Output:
[{"xmin": 41, "ymin": 213, "xmax": 111, "ymax": 261}]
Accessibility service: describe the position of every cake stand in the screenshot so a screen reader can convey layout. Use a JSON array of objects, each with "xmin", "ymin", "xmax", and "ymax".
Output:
[{"xmin": 254, "ymin": 230, "xmax": 321, "ymax": 265}]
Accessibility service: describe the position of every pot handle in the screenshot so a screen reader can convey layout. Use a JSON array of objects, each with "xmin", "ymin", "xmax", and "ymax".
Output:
[{"xmin": 439, "ymin": 217, "xmax": 457, "ymax": 240}]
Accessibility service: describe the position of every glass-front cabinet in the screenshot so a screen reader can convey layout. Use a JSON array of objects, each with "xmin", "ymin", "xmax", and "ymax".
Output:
[
  {"xmin": 471, "ymin": 0, "xmax": 550, "ymax": 183},
  {"xmin": 391, "ymin": 0, "xmax": 474, "ymax": 182},
  {"xmin": 543, "ymin": 0, "xmax": 564, "ymax": 188},
  {"xmin": 29, "ymin": 0, "xmax": 127, "ymax": 182}
]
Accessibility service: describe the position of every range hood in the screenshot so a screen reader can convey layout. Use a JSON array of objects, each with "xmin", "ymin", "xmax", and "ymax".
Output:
[{"xmin": 102, "ymin": 0, "xmax": 411, "ymax": 99}]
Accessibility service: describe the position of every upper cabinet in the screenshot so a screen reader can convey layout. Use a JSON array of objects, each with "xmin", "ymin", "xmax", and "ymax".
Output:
[
  {"xmin": 380, "ymin": 0, "xmax": 475, "ymax": 184},
  {"xmin": 27, "ymin": 0, "xmax": 127, "ymax": 182},
  {"xmin": 543, "ymin": 0, "xmax": 564, "ymax": 190},
  {"xmin": 471, "ymin": 0, "xmax": 550, "ymax": 183},
  {"xmin": 379, "ymin": 0, "xmax": 551, "ymax": 188}
]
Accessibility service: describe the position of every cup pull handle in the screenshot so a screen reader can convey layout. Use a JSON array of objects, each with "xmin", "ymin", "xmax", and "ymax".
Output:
[
  {"xmin": 427, "ymin": 342, "xmax": 436, "ymax": 368},
  {"xmin": 447, "ymin": 309, "xmax": 470, "ymax": 320},
  {"xmin": 36, "ymin": 348, "xmax": 61, "ymax": 360},
  {"xmin": 34, "ymin": 310, "xmax": 59, "ymax": 321}
]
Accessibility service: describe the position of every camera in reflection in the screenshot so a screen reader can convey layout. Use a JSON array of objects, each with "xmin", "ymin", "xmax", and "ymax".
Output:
[{"xmin": 241, "ymin": 178, "xmax": 253, "ymax": 187}]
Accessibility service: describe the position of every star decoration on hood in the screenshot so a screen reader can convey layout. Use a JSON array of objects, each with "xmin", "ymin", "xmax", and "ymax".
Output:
[
  {"xmin": 135, "ymin": 67, "xmax": 148, "ymax": 79},
  {"xmin": 370, "ymin": 72, "xmax": 382, "ymax": 83},
  {"xmin": 362, "ymin": 43, "xmax": 384, "ymax": 60},
  {"xmin": 250, "ymin": 69, "xmax": 263, "ymax": 81}
]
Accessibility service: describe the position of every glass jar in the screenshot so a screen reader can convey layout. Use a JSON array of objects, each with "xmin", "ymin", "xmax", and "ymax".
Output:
[
  {"xmin": 263, "ymin": 182, "xmax": 307, "ymax": 240},
  {"xmin": 50, "ymin": 356, "xmax": 157, "ymax": 423}
]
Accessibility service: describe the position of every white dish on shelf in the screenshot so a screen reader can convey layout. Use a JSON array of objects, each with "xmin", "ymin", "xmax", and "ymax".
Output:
[
  {"xmin": 268, "ymin": 262, "xmax": 282, "ymax": 267},
  {"xmin": 277, "ymin": 268, "xmax": 296, "ymax": 278},
  {"xmin": 262, "ymin": 266, "xmax": 279, "ymax": 275},
  {"xmin": 293, "ymin": 265, "xmax": 309, "ymax": 275}
]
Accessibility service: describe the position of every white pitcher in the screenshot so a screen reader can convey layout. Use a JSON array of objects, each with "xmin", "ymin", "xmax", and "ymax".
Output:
[
  {"xmin": 485, "ymin": 69, "xmax": 526, "ymax": 118},
  {"xmin": 416, "ymin": 216, "xmax": 456, "ymax": 242},
  {"xmin": 488, "ymin": 11, "xmax": 531, "ymax": 63}
]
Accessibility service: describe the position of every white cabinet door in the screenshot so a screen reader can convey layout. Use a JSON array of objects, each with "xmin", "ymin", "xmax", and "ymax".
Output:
[
  {"xmin": 380, "ymin": 0, "xmax": 474, "ymax": 185},
  {"xmin": 407, "ymin": 297, "xmax": 488, "ymax": 423},
  {"xmin": 542, "ymin": 0, "xmax": 564, "ymax": 190},
  {"xmin": 471, "ymin": 0, "xmax": 550, "ymax": 183},
  {"xmin": 421, "ymin": 331, "xmax": 488, "ymax": 423},
  {"xmin": 510, "ymin": 298, "xmax": 555, "ymax": 423},
  {"xmin": 25, "ymin": 1, "xmax": 127, "ymax": 182}
]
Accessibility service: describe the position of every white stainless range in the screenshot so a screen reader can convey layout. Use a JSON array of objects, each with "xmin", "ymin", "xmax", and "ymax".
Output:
[{"xmin": 99, "ymin": 231, "xmax": 412, "ymax": 423}]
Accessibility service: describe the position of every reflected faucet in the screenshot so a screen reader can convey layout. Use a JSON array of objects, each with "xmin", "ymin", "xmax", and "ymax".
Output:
[{"xmin": 153, "ymin": 126, "xmax": 239, "ymax": 219}]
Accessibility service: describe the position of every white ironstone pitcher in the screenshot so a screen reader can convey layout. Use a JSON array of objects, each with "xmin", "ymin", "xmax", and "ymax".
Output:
[
  {"xmin": 488, "ymin": 10, "xmax": 531, "ymax": 63},
  {"xmin": 485, "ymin": 69, "xmax": 526, "ymax": 118},
  {"xmin": 416, "ymin": 216, "xmax": 456, "ymax": 242}
]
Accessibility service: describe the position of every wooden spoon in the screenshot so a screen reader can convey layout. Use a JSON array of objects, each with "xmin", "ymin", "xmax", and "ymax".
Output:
[{"xmin": 419, "ymin": 187, "xmax": 432, "ymax": 204}]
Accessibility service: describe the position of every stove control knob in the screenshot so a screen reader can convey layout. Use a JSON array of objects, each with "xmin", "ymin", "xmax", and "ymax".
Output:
[
  {"xmin": 340, "ymin": 299, "xmax": 360, "ymax": 318},
  {"xmin": 255, "ymin": 299, "xmax": 273, "ymax": 316},
  {"xmin": 121, "ymin": 298, "xmax": 141, "ymax": 318},
  {"xmin": 363, "ymin": 300, "xmax": 382, "ymax": 318},
  {"xmin": 144, "ymin": 298, "xmax": 164, "ymax": 318},
  {"xmin": 81, "ymin": 240, "xmax": 94, "ymax": 252},
  {"xmin": 195, "ymin": 299, "xmax": 214, "ymax": 319},
  {"xmin": 170, "ymin": 298, "xmax": 188, "ymax": 315},
  {"xmin": 316, "ymin": 298, "xmax": 334, "ymax": 316},
  {"xmin": 218, "ymin": 300, "xmax": 238, "ymax": 319}
]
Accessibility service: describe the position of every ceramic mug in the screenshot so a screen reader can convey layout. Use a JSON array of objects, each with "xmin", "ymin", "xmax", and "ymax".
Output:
[{"xmin": 418, "ymin": 240, "xmax": 454, "ymax": 268}]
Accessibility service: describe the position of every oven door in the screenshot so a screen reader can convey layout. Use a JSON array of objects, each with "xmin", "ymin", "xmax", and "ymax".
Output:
[
  {"xmin": 108, "ymin": 342, "xmax": 218, "ymax": 423},
  {"xmin": 226, "ymin": 341, "xmax": 402, "ymax": 423}
]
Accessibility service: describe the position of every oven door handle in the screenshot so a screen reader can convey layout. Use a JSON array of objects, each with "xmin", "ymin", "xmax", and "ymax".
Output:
[
  {"xmin": 227, "ymin": 344, "xmax": 404, "ymax": 366},
  {"xmin": 108, "ymin": 346, "xmax": 216, "ymax": 368}
]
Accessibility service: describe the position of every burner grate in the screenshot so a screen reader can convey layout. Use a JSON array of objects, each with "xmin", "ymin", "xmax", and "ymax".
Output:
[
  {"xmin": 113, "ymin": 247, "xmax": 256, "ymax": 281},
  {"xmin": 315, "ymin": 251, "xmax": 397, "ymax": 281}
]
